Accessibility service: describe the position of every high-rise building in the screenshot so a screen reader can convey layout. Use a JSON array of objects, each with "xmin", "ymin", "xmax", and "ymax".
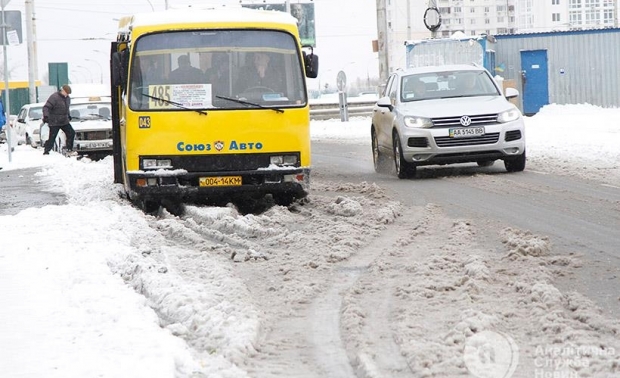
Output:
[
  {"xmin": 435, "ymin": 0, "xmax": 517, "ymax": 36},
  {"xmin": 382, "ymin": 0, "xmax": 619, "ymax": 73}
]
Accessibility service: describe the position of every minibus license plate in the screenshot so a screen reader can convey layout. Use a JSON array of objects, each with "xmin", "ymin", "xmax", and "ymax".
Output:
[
  {"xmin": 449, "ymin": 127, "xmax": 485, "ymax": 138},
  {"xmin": 200, "ymin": 176, "xmax": 242, "ymax": 187}
]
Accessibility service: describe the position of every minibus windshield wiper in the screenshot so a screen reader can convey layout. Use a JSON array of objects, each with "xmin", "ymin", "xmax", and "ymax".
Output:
[
  {"xmin": 142, "ymin": 93, "xmax": 208, "ymax": 116},
  {"xmin": 216, "ymin": 95, "xmax": 284, "ymax": 113}
]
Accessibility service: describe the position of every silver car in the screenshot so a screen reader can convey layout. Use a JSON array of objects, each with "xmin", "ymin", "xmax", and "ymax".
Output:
[{"xmin": 371, "ymin": 64, "xmax": 526, "ymax": 178}]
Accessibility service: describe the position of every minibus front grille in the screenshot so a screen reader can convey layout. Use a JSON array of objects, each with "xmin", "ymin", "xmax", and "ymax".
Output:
[{"xmin": 141, "ymin": 152, "xmax": 300, "ymax": 173}]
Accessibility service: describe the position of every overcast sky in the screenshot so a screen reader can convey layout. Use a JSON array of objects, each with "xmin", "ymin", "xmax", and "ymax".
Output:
[{"xmin": 3, "ymin": 0, "xmax": 379, "ymax": 91}]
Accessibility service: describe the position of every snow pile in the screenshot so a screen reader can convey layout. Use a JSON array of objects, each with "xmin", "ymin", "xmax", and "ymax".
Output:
[
  {"xmin": 340, "ymin": 204, "xmax": 620, "ymax": 377},
  {"xmin": 526, "ymin": 103, "xmax": 620, "ymax": 184}
]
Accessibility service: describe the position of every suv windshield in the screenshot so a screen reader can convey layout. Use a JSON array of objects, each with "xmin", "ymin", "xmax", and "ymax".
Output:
[
  {"xmin": 400, "ymin": 70, "xmax": 500, "ymax": 102},
  {"xmin": 129, "ymin": 30, "xmax": 307, "ymax": 111}
]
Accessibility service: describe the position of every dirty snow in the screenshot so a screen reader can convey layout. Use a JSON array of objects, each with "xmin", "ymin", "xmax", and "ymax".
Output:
[{"xmin": 0, "ymin": 103, "xmax": 619, "ymax": 377}]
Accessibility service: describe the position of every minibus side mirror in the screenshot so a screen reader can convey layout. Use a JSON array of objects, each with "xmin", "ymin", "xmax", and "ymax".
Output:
[{"xmin": 303, "ymin": 46, "xmax": 319, "ymax": 79}]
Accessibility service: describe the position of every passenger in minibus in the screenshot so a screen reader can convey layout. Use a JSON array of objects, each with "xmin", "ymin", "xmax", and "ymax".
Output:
[{"xmin": 169, "ymin": 55, "xmax": 206, "ymax": 84}]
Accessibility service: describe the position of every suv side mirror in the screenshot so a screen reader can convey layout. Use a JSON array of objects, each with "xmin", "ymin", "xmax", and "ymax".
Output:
[
  {"xmin": 376, "ymin": 96, "xmax": 393, "ymax": 111},
  {"xmin": 505, "ymin": 87, "xmax": 519, "ymax": 99}
]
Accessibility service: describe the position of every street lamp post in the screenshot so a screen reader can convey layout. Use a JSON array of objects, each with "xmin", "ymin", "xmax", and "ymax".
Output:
[
  {"xmin": 85, "ymin": 58, "xmax": 103, "ymax": 84},
  {"xmin": 145, "ymin": 0, "xmax": 167, "ymax": 10},
  {"xmin": 70, "ymin": 70, "xmax": 86, "ymax": 83},
  {"xmin": 340, "ymin": 61, "xmax": 356, "ymax": 78},
  {"xmin": 77, "ymin": 65, "xmax": 93, "ymax": 83},
  {"xmin": 317, "ymin": 69, "xmax": 333, "ymax": 98}
]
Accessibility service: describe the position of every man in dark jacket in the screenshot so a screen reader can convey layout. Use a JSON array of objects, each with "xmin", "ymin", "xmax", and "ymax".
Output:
[
  {"xmin": 42, "ymin": 84, "xmax": 76, "ymax": 156},
  {"xmin": 168, "ymin": 55, "xmax": 205, "ymax": 84}
]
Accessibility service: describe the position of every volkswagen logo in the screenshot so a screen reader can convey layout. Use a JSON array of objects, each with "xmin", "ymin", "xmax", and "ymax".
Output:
[{"xmin": 460, "ymin": 116, "xmax": 472, "ymax": 126}]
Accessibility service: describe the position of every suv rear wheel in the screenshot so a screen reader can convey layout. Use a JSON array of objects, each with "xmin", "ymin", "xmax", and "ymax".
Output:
[{"xmin": 372, "ymin": 127, "xmax": 391, "ymax": 173}]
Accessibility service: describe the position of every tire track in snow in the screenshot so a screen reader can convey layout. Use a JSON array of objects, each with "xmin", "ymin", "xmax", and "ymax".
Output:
[{"xmin": 340, "ymin": 205, "xmax": 434, "ymax": 378}]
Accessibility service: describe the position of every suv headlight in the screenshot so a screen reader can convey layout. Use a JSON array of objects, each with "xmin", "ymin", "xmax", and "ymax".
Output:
[
  {"xmin": 497, "ymin": 107, "xmax": 521, "ymax": 123},
  {"xmin": 403, "ymin": 116, "xmax": 433, "ymax": 129}
]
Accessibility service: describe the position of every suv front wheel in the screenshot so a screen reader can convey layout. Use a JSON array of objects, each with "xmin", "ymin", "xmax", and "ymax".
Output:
[
  {"xmin": 393, "ymin": 132, "xmax": 416, "ymax": 179},
  {"xmin": 372, "ymin": 127, "xmax": 391, "ymax": 173},
  {"xmin": 504, "ymin": 150, "xmax": 526, "ymax": 172}
]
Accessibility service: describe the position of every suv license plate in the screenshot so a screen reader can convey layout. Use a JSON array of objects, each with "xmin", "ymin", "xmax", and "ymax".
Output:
[
  {"xmin": 449, "ymin": 127, "xmax": 485, "ymax": 138},
  {"xmin": 199, "ymin": 176, "xmax": 242, "ymax": 187}
]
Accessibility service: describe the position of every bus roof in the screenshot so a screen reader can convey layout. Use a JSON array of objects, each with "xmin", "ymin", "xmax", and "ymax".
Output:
[{"xmin": 118, "ymin": 6, "xmax": 298, "ymax": 36}]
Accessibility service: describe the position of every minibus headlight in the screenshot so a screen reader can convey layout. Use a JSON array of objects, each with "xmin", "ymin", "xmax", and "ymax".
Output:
[
  {"xmin": 270, "ymin": 155, "xmax": 298, "ymax": 166},
  {"xmin": 143, "ymin": 159, "xmax": 172, "ymax": 170}
]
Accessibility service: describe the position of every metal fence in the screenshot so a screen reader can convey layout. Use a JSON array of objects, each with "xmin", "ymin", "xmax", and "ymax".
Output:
[{"xmin": 309, "ymin": 100, "xmax": 376, "ymax": 120}]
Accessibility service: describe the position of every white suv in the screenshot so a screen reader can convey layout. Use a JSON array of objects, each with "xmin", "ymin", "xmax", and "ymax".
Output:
[{"xmin": 371, "ymin": 64, "xmax": 526, "ymax": 178}]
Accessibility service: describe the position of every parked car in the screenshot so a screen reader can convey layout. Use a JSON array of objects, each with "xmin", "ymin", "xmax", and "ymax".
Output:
[
  {"xmin": 371, "ymin": 64, "xmax": 526, "ymax": 178},
  {"xmin": 1, "ymin": 115, "xmax": 21, "ymax": 146},
  {"xmin": 44, "ymin": 96, "xmax": 113, "ymax": 159},
  {"xmin": 14, "ymin": 102, "xmax": 45, "ymax": 147}
]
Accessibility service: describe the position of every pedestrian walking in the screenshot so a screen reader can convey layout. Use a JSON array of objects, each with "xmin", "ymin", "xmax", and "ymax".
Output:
[
  {"xmin": 0, "ymin": 97, "xmax": 16, "ymax": 152},
  {"xmin": 0, "ymin": 97, "xmax": 6, "ymax": 128},
  {"xmin": 42, "ymin": 84, "xmax": 76, "ymax": 156}
]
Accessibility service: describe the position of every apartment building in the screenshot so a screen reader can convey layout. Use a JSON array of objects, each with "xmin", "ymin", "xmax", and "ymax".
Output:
[
  {"xmin": 516, "ymin": 0, "xmax": 618, "ymax": 32},
  {"xmin": 382, "ymin": 0, "xmax": 619, "ymax": 72},
  {"xmin": 435, "ymin": 0, "xmax": 517, "ymax": 36}
]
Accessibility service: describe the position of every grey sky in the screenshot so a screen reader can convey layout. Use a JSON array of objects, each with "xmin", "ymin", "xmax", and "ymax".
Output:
[{"xmin": 3, "ymin": 0, "xmax": 379, "ymax": 90}]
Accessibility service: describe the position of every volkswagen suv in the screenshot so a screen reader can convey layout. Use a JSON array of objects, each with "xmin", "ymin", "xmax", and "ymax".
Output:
[{"xmin": 371, "ymin": 64, "xmax": 526, "ymax": 178}]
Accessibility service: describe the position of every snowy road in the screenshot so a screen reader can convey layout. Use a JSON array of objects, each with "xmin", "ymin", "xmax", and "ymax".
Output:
[
  {"xmin": 2, "ymin": 106, "xmax": 620, "ymax": 377},
  {"xmin": 118, "ymin": 140, "xmax": 619, "ymax": 377}
]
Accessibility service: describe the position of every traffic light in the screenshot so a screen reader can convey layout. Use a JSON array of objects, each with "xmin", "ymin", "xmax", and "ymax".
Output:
[{"xmin": 2, "ymin": 11, "xmax": 22, "ymax": 45}]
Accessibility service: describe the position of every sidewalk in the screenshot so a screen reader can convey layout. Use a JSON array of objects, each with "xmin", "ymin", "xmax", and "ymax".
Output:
[
  {"xmin": 0, "ymin": 167, "xmax": 65, "ymax": 216},
  {"xmin": 0, "ymin": 144, "xmax": 67, "ymax": 215}
]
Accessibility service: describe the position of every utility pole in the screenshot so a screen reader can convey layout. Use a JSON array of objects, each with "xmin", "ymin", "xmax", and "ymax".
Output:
[
  {"xmin": 376, "ymin": 0, "xmax": 390, "ymax": 84},
  {"xmin": 26, "ymin": 0, "xmax": 38, "ymax": 104},
  {"xmin": 407, "ymin": 0, "xmax": 411, "ymax": 40},
  {"xmin": 1, "ymin": 0, "xmax": 12, "ymax": 162}
]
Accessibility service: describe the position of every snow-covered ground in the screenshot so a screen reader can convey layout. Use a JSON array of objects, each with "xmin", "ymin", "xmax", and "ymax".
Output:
[{"xmin": 0, "ymin": 104, "xmax": 619, "ymax": 378}]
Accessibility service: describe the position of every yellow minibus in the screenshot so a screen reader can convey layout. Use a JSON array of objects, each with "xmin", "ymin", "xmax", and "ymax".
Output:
[{"xmin": 110, "ymin": 6, "xmax": 318, "ymax": 213}]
